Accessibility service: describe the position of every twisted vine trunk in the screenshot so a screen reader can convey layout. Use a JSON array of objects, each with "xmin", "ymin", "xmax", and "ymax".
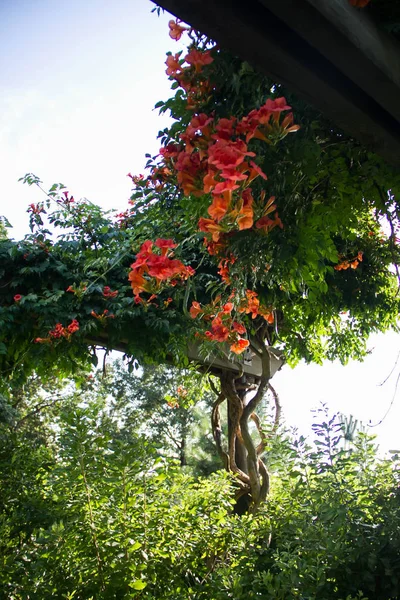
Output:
[{"xmin": 211, "ymin": 341, "xmax": 281, "ymax": 512}]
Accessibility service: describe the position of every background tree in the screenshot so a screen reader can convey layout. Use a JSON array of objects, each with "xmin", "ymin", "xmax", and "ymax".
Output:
[{"xmin": 98, "ymin": 359, "xmax": 220, "ymax": 473}]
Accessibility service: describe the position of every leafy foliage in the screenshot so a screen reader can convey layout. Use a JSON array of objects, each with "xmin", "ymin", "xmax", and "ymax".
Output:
[
  {"xmin": 1, "ymin": 28, "xmax": 399, "ymax": 387},
  {"xmin": 1, "ymin": 373, "xmax": 399, "ymax": 599}
]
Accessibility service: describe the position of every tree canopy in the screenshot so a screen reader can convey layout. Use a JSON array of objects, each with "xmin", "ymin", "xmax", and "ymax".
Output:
[{"xmin": 1, "ymin": 15, "xmax": 400, "ymax": 508}]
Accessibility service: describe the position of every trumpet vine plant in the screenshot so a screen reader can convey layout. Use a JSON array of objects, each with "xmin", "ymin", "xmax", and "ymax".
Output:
[{"xmin": 1, "ymin": 16, "xmax": 400, "ymax": 510}]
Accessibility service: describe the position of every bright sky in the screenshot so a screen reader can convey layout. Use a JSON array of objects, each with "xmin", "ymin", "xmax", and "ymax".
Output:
[
  {"xmin": 0, "ymin": 0, "xmax": 173, "ymax": 238},
  {"xmin": 1, "ymin": 0, "xmax": 399, "ymax": 452}
]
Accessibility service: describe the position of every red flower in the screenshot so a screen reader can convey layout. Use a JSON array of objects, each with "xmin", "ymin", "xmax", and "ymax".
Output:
[
  {"xmin": 222, "ymin": 302, "xmax": 233, "ymax": 313},
  {"xmin": 280, "ymin": 112, "xmax": 301, "ymax": 135},
  {"xmin": 236, "ymin": 115, "xmax": 260, "ymax": 142},
  {"xmin": 219, "ymin": 167, "xmax": 248, "ymax": 182},
  {"xmin": 127, "ymin": 173, "xmax": 146, "ymax": 185},
  {"xmin": 184, "ymin": 49, "xmax": 213, "ymax": 72},
  {"xmin": 239, "ymin": 290, "xmax": 260, "ymax": 319},
  {"xmin": 235, "ymin": 189, "xmax": 254, "ymax": 230},
  {"xmin": 186, "ymin": 113, "xmax": 213, "ymax": 138},
  {"xmin": 212, "ymin": 316, "xmax": 230, "ymax": 341},
  {"xmin": 155, "ymin": 238, "xmax": 177, "ymax": 256},
  {"xmin": 91, "ymin": 310, "xmax": 114, "ymax": 320},
  {"xmin": 185, "ymin": 265, "xmax": 196, "ymax": 278},
  {"xmin": 206, "ymin": 320, "xmax": 230, "ymax": 343},
  {"xmin": 159, "ymin": 143, "xmax": 180, "ymax": 159},
  {"xmin": 230, "ymin": 338, "xmax": 250, "ymax": 354},
  {"xmin": 128, "ymin": 270, "xmax": 148, "ymax": 295},
  {"xmin": 49, "ymin": 323, "xmax": 65, "ymax": 339},
  {"xmin": 206, "ymin": 238, "xmax": 228, "ymax": 256},
  {"xmin": 14, "ymin": 294, "xmax": 22, "ymax": 302},
  {"xmin": 198, "ymin": 217, "xmax": 223, "ymax": 241},
  {"xmin": 165, "ymin": 53, "xmax": 183, "ymax": 77},
  {"xmin": 128, "ymin": 238, "xmax": 194, "ymax": 298},
  {"xmin": 264, "ymin": 97, "xmax": 291, "ymax": 113},
  {"xmin": 147, "ymin": 255, "xmax": 187, "ymax": 280},
  {"xmin": 190, "ymin": 301, "xmax": 202, "ymax": 318},
  {"xmin": 167, "ymin": 398, "xmax": 179, "ymax": 409},
  {"xmin": 248, "ymin": 160, "xmax": 267, "ymax": 183},
  {"xmin": 175, "ymin": 149, "xmax": 202, "ymax": 176},
  {"xmin": 218, "ymin": 260, "xmax": 231, "ymax": 284},
  {"xmin": 208, "ymin": 195, "xmax": 230, "ymax": 222},
  {"xmin": 255, "ymin": 216, "xmax": 274, "ymax": 232},
  {"xmin": 203, "ymin": 170, "xmax": 218, "ymax": 193},
  {"xmin": 168, "ymin": 19, "xmax": 188, "ymax": 41},
  {"xmin": 208, "ymin": 139, "xmax": 255, "ymax": 171},
  {"xmin": 136, "ymin": 240, "xmax": 154, "ymax": 259},
  {"xmin": 261, "ymin": 310, "xmax": 275, "ymax": 324},
  {"xmin": 232, "ymin": 321, "xmax": 246, "ymax": 335},
  {"xmin": 213, "ymin": 117, "xmax": 236, "ymax": 141},
  {"xmin": 102, "ymin": 286, "xmax": 118, "ymax": 298},
  {"xmin": 67, "ymin": 319, "xmax": 79, "ymax": 333},
  {"xmin": 175, "ymin": 150, "xmax": 204, "ymax": 196},
  {"xmin": 255, "ymin": 213, "xmax": 283, "ymax": 233},
  {"xmin": 212, "ymin": 180, "xmax": 239, "ymax": 196}
]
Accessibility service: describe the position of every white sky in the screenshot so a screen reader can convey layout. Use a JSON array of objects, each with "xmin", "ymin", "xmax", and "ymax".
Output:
[{"xmin": 1, "ymin": 0, "xmax": 399, "ymax": 452}]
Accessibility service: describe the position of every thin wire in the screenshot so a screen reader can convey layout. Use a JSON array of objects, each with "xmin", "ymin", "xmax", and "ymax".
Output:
[
  {"xmin": 378, "ymin": 350, "xmax": 400, "ymax": 387},
  {"xmin": 369, "ymin": 370, "xmax": 400, "ymax": 428}
]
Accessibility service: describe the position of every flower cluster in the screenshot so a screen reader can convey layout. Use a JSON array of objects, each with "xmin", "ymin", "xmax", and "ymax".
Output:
[
  {"xmin": 27, "ymin": 202, "xmax": 46, "ymax": 231},
  {"xmin": 238, "ymin": 290, "xmax": 275, "ymax": 323},
  {"xmin": 165, "ymin": 41, "xmax": 214, "ymax": 109},
  {"xmin": 189, "ymin": 298, "xmax": 250, "ymax": 354},
  {"xmin": 128, "ymin": 239, "xmax": 195, "ymax": 303},
  {"xmin": 102, "ymin": 286, "xmax": 118, "ymax": 298},
  {"xmin": 190, "ymin": 289, "xmax": 274, "ymax": 354},
  {"xmin": 28, "ymin": 203, "xmax": 45, "ymax": 215},
  {"xmin": 56, "ymin": 191, "xmax": 75, "ymax": 205},
  {"xmin": 155, "ymin": 99, "xmax": 292, "ymax": 285},
  {"xmin": 159, "ymin": 103, "xmax": 294, "ymax": 250},
  {"xmin": 334, "ymin": 251, "xmax": 363, "ymax": 271},
  {"xmin": 35, "ymin": 319, "xmax": 79, "ymax": 344},
  {"xmin": 156, "ymin": 26, "xmax": 297, "ymax": 288},
  {"xmin": 124, "ymin": 22, "xmax": 296, "ymax": 354}
]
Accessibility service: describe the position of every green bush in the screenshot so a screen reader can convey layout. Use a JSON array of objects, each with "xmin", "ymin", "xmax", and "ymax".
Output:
[{"xmin": 1, "ymin": 384, "xmax": 399, "ymax": 599}]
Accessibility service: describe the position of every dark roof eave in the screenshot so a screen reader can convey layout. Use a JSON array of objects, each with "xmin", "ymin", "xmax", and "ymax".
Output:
[{"xmin": 155, "ymin": 0, "xmax": 400, "ymax": 169}]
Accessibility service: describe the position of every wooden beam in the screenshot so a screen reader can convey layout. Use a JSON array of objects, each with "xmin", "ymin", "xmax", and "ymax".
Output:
[
  {"xmin": 156, "ymin": 0, "xmax": 400, "ymax": 168},
  {"xmin": 261, "ymin": 0, "xmax": 400, "ymax": 124},
  {"xmin": 88, "ymin": 334, "xmax": 283, "ymax": 379}
]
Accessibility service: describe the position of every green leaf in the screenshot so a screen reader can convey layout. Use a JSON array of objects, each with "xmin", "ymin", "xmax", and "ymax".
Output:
[{"xmin": 129, "ymin": 580, "xmax": 147, "ymax": 590}]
